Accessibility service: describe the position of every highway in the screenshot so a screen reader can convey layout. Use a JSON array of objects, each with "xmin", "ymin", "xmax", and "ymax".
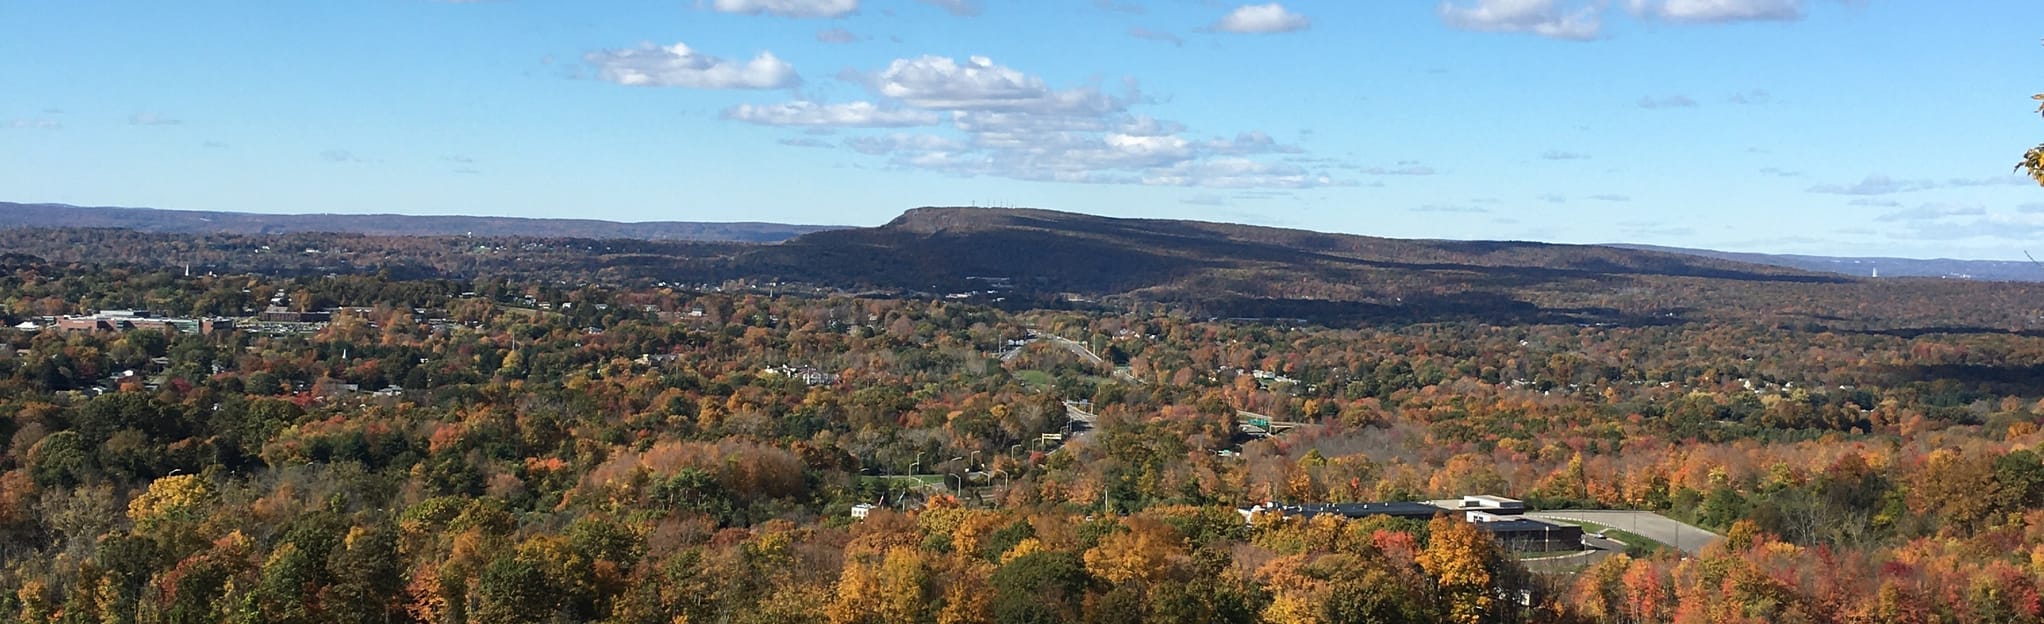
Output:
[{"xmin": 1061, "ymin": 401, "xmax": 1097, "ymax": 444}]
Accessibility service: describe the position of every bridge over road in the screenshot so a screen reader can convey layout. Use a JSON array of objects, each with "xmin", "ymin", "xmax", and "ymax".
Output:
[{"xmin": 1235, "ymin": 410, "xmax": 1316, "ymax": 436}]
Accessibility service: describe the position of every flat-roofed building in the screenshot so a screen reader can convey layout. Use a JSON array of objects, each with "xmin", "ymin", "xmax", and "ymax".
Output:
[{"xmin": 1241, "ymin": 495, "xmax": 1584, "ymax": 553}]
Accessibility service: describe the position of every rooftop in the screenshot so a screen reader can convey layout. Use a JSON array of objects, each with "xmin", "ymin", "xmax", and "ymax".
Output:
[{"xmin": 1245, "ymin": 501, "xmax": 1445, "ymax": 520}]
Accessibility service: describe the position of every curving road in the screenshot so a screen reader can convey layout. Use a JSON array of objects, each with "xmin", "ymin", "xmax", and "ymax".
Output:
[{"xmin": 1528, "ymin": 510, "xmax": 1721, "ymax": 556}]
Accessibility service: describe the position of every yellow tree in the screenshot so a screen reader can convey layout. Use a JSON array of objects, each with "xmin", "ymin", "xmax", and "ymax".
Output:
[
  {"xmin": 1254, "ymin": 554, "xmax": 1327, "ymax": 624},
  {"xmin": 828, "ymin": 545, "xmax": 934, "ymax": 624},
  {"xmin": 935, "ymin": 561, "xmax": 994, "ymax": 624},
  {"xmin": 1418, "ymin": 515, "xmax": 1501, "ymax": 624},
  {"xmin": 127, "ymin": 473, "xmax": 218, "ymax": 556},
  {"xmin": 1081, "ymin": 516, "xmax": 1185, "ymax": 587}
]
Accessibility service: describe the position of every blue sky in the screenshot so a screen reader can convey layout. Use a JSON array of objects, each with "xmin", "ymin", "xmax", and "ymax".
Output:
[{"xmin": 3, "ymin": 0, "xmax": 2042, "ymax": 259}]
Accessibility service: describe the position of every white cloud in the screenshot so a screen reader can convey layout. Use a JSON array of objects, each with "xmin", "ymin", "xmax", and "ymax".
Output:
[
  {"xmin": 1116, "ymin": 116, "xmax": 1186, "ymax": 137},
  {"xmin": 719, "ymin": 54, "xmax": 1333, "ymax": 190},
  {"xmin": 709, "ymin": 0, "xmax": 858, "ymax": 18},
  {"xmin": 1213, "ymin": 3, "xmax": 1311, "ymax": 34},
  {"xmin": 724, "ymin": 101, "xmax": 941, "ymax": 127},
  {"xmin": 845, "ymin": 133, "xmax": 968, "ymax": 155},
  {"xmin": 1438, "ymin": 0, "xmax": 1602, "ymax": 40},
  {"xmin": 586, "ymin": 42, "xmax": 799, "ymax": 89},
  {"xmin": 952, "ymin": 111, "xmax": 1115, "ymax": 137},
  {"xmin": 917, "ymin": 0, "xmax": 982, "ymax": 16},
  {"xmin": 872, "ymin": 55, "xmax": 1122, "ymax": 115},
  {"xmin": 846, "ymin": 123, "xmax": 1326, "ymax": 188},
  {"xmin": 1205, "ymin": 131, "xmax": 1302, "ymax": 155},
  {"xmin": 1446, "ymin": 0, "xmax": 1844, "ymax": 39},
  {"xmin": 1629, "ymin": 0, "xmax": 1802, "ymax": 23},
  {"xmin": 1541, "ymin": 150, "xmax": 1590, "ymax": 160},
  {"xmin": 6, "ymin": 119, "xmax": 61, "ymax": 129},
  {"xmin": 129, "ymin": 112, "xmax": 183, "ymax": 125}
]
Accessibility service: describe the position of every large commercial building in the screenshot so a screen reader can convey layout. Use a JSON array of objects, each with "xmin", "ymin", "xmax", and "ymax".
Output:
[{"xmin": 53, "ymin": 310, "xmax": 235, "ymax": 335}]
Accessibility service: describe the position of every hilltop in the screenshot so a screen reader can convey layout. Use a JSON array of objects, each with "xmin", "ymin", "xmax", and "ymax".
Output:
[{"xmin": 727, "ymin": 207, "xmax": 1874, "ymax": 325}]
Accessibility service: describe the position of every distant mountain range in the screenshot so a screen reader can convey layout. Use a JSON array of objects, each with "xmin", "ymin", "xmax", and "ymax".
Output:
[
  {"xmin": 0, "ymin": 202, "xmax": 841, "ymax": 243},
  {"xmin": 1615, "ymin": 245, "xmax": 2044, "ymax": 283},
  {"xmin": 5, "ymin": 204, "xmax": 2041, "ymax": 328},
  {"xmin": 10, "ymin": 201, "xmax": 2035, "ymax": 281},
  {"xmin": 8, "ymin": 201, "xmax": 2032, "ymax": 283}
]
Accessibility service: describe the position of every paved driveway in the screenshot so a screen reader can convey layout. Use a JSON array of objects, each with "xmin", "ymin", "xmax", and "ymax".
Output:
[{"xmin": 1528, "ymin": 510, "xmax": 1721, "ymax": 556}]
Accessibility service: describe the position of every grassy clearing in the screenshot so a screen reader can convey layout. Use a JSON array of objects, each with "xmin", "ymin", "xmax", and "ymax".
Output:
[
  {"xmin": 1014, "ymin": 369, "xmax": 1054, "ymax": 389},
  {"xmin": 1545, "ymin": 520, "xmax": 1671, "ymax": 558}
]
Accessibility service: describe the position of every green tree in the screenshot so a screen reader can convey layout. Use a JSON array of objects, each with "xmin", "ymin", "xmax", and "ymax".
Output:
[
  {"xmin": 990, "ymin": 551, "xmax": 1089, "ymax": 624},
  {"xmin": 27, "ymin": 431, "xmax": 91, "ymax": 488},
  {"xmin": 474, "ymin": 555, "xmax": 555, "ymax": 624},
  {"xmin": 322, "ymin": 524, "xmax": 406, "ymax": 624},
  {"xmin": 253, "ymin": 543, "xmax": 320, "ymax": 624}
]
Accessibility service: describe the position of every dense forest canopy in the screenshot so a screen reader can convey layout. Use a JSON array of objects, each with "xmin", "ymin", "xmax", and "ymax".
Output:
[{"xmin": 2, "ymin": 241, "xmax": 2044, "ymax": 622}]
